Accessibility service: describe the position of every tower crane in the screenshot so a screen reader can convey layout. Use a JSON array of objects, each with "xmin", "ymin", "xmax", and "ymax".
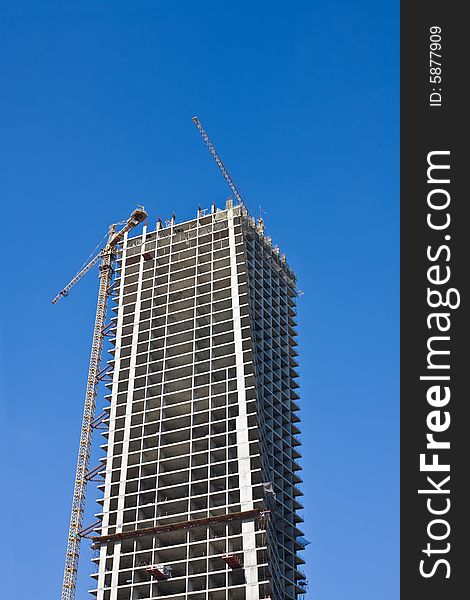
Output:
[
  {"xmin": 53, "ymin": 207, "xmax": 147, "ymax": 600},
  {"xmin": 192, "ymin": 116, "xmax": 247, "ymax": 210}
]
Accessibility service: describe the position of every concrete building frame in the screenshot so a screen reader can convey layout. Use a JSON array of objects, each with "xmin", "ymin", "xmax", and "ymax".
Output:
[{"xmin": 89, "ymin": 201, "xmax": 305, "ymax": 600}]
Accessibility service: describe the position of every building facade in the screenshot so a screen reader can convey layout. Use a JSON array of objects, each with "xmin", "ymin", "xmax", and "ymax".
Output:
[{"xmin": 91, "ymin": 201, "xmax": 305, "ymax": 600}]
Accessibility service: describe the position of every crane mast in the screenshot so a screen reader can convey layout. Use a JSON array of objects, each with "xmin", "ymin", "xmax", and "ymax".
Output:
[
  {"xmin": 56, "ymin": 207, "xmax": 147, "ymax": 600},
  {"xmin": 192, "ymin": 116, "xmax": 246, "ymax": 209}
]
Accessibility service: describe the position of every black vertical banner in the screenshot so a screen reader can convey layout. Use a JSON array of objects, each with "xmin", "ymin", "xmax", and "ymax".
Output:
[{"xmin": 401, "ymin": 3, "xmax": 469, "ymax": 600}]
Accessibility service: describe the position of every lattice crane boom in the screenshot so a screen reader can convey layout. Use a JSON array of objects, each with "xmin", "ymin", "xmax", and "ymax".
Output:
[
  {"xmin": 192, "ymin": 116, "xmax": 246, "ymax": 208},
  {"xmin": 55, "ymin": 207, "xmax": 147, "ymax": 600},
  {"xmin": 52, "ymin": 207, "xmax": 148, "ymax": 305},
  {"xmin": 52, "ymin": 253, "xmax": 102, "ymax": 304}
]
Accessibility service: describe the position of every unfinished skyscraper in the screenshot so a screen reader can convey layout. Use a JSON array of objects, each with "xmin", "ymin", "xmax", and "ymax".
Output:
[{"xmin": 88, "ymin": 200, "xmax": 305, "ymax": 600}]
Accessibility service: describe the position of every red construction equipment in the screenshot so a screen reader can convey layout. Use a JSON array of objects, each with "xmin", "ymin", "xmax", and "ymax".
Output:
[
  {"xmin": 146, "ymin": 564, "xmax": 172, "ymax": 580},
  {"xmin": 222, "ymin": 554, "xmax": 243, "ymax": 569}
]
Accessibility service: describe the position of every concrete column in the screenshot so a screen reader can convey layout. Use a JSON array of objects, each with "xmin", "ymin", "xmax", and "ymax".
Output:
[{"xmin": 227, "ymin": 207, "xmax": 259, "ymax": 600}]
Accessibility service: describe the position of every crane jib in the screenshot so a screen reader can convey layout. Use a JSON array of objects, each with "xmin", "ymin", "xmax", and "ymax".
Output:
[{"xmin": 192, "ymin": 116, "xmax": 246, "ymax": 210}]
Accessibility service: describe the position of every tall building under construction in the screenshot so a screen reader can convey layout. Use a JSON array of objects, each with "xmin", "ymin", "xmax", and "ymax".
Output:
[{"xmin": 89, "ymin": 200, "xmax": 305, "ymax": 600}]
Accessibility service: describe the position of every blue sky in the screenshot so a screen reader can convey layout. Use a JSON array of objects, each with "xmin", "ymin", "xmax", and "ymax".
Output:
[{"xmin": 0, "ymin": 1, "xmax": 398, "ymax": 599}]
